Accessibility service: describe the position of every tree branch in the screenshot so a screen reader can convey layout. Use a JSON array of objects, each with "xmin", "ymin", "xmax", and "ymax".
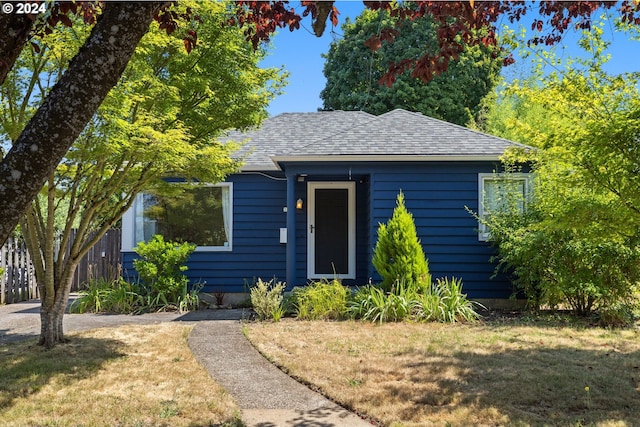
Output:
[{"xmin": 0, "ymin": 1, "xmax": 167, "ymax": 246}]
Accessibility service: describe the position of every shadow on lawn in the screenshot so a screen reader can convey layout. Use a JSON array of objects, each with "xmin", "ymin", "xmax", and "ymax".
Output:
[
  {"xmin": 387, "ymin": 344, "xmax": 640, "ymax": 425},
  {"xmin": 0, "ymin": 336, "xmax": 124, "ymax": 412}
]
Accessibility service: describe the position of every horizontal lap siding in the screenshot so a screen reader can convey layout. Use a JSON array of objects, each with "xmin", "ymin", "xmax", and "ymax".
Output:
[
  {"xmin": 371, "ymin": 162, "xmax": 512, "ymax": 299},
  {"xmin": 122, "ymin": 161, "xmax": 514, "ymax": 298},
  {"xmin": 122, "ymin": 173, "xmax": 288, "ymax": 293}
]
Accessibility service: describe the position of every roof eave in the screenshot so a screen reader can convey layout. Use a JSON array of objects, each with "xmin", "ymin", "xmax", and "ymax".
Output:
[
  {"xmin": 239, "ymin": 164, "xmax": 282, "ymax": 172},
  {"xmin": 270, "ymin": 154, "xmax": 504, "ymax": 166}
]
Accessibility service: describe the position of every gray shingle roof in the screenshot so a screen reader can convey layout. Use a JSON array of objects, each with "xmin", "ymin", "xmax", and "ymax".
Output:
[
  {"xmin": 225, "ymin": 111, "xmax": 375, "ymax": 170},
  {"xmin": 223, "ymin": 109, "xmax": 528, "ymax": 171}
]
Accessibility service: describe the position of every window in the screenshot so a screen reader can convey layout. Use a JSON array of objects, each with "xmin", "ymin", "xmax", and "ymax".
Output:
[
  {"xmin": 133, "ymin": 183, "xmax": 232, "ymax": 251},
  {"xmin": 478, "ymin": 173, "xmax": 529, "ymax": 241}
]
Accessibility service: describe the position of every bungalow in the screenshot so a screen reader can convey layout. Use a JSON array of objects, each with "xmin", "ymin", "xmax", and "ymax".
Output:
[{"xmin": 121, "ymin": 109, "xmax": 531, "ymax": 306}]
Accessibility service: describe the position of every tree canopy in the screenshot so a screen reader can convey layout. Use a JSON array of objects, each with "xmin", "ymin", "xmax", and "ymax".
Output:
[
  {"xmin": 478, "ymin": 26, "xmax": 640, "ymax": 314},
  {"xmin": 1, "ymin": 1, "xmax": 284, "ymax": 347},
  {"xmin": 321, "ymin": 8, "xmax": 501, "ymax": 125}
]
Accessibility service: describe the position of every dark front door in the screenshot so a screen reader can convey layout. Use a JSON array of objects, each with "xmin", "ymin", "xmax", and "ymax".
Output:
[{"xmin": 308, "ymin": 182, "xmax": 355, "ymax": 279}]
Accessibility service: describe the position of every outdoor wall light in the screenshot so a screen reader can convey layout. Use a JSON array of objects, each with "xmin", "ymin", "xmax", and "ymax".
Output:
[{"xmin": 296, "ymin": 198, "xmax": 304, "ymax": 210}]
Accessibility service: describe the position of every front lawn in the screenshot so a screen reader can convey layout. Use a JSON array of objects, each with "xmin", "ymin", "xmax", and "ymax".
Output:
[
  {"xmin": 0, "ymin": 323, "xmax": 241, "ymax": 427},
  {"xmin": 244, "ymin": 315, "xmax": 640, "ymax": 426}
]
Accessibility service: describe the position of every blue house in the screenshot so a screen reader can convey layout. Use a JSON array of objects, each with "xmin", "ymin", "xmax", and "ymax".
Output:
[{"xmin": 121, "ymin": 109, "xmax": 530, "ymax": 306}]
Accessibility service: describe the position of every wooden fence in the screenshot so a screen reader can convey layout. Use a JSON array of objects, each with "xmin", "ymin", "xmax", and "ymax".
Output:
[
  {"xmin": 68, "ymin": 228, "xmax": 122, "ymax": 290},
  {"xmin": 0, "ymin": 238, "xmax": 38, "ymax": 304},
  {"xmin": 0, "ymin": 229, "xmax": 122, "ymax": 305}
]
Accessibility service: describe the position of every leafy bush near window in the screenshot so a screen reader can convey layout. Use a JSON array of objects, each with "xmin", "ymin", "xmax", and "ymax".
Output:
[
  {"xmin": 250, "ymin": 278, "xmax": 285, "ymax": 322},
  {"xmin": 291, "ymin": 279, "xmax": 350, "ymax": 320},
  {"xmin": 133, "ymin": 234, "xmax": 196, "ymax": 306},
  {"xmin": 72, "ymin": 235, "xmax": 200, "ymax": 314},
  {"xmin": 483, "ymin": 199, "xmax": 640, "ymax": 317}
]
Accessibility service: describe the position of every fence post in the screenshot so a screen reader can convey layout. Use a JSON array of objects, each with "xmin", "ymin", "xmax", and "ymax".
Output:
[{"xmin": 0, "ymin": 238, "xmax": 6, "ymax": 305}]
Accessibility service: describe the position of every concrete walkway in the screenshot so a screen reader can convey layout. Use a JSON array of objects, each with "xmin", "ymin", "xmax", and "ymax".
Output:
[{"xmin": 0, "ymin": 300, "xmax": 372, "ymax": 426}]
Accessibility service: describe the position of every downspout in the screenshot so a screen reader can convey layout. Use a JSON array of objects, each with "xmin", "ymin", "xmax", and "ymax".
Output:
[{"xmin": 286, "ymin": 173, "xmax": 297, "ymax": 289}]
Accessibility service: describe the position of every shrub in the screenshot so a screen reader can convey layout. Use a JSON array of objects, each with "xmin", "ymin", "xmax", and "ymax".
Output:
[
  {"xmin": 372, "ymin": 191, "xmax": 430, "ymax": 293},
  {"xmin": 597, "ymin": 303, "xmax": 636, "ymax": 328},
  {"xmin": 73, "ymin": 235, "xmax": 202, "ymax": 314},
  {"xmin": 250, "ymin": 278, "xmax": 285, "ymax": 321},
  {"xmin": 133, "ymin": 235, "xmax": 196, "ymax": 305},
  {"xmin": 485, "ymin": 204, "xmax": 640, "ymax": 315},
  {"xmin": 292, "ymin": 279, "xmax": 350, "ymax": 320}
]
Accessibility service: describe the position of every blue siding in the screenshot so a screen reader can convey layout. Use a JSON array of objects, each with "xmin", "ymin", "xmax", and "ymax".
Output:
[
  {"xmin": 369, "ymin": 162, "xmax": 511, "ymax": 299},
  {"xmin": 123, "ymin": 161, "xmax": 515, "ymax": 299}
]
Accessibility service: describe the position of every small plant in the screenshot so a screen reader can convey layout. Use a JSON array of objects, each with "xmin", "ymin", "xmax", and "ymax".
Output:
[
  {"xmin": 271, "ymin": 304, "xmax": 285, "ymax": 322},
  {"xmin": 213, "ymin": 289, "xmax": 225, "ymax": 306},
  {"xmin": 250, "ymin": 278, "xmax": 285, "ymax": 321},
  {"xmin": 179, "ymin": 283, "xmax": 203, "ymax": 313},
  {"xmin": 431, "ymin": 277, "xmax": 482, "ymax": 323},
  {"xmin": 372, "ymin": 191, "xmax": 430, "ymax": 293},
  {"xmin": 349, "ymin": 282, "xmax": 413, "ymax": 323},
  {"xmin": 159, "ymin": 399, "xmax": 179, "ymax": 418},
  {"xmin": 291, "ymin": 279, "xmax": 350, "ymax": 320}
]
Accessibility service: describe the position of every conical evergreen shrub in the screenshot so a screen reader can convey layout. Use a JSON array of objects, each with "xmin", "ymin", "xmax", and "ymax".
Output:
[{"xmin": 372, "ymin": 191, "xmax": 430, "ymax": 293}]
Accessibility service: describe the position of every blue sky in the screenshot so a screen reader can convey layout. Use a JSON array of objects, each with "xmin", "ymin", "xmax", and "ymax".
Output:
[{"xmin": 259, "ymin": 1, "xmax": 640, "ymax": 117}]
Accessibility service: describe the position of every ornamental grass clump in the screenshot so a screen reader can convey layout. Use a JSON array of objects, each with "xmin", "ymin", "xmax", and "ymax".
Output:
[{"xmin": 349, "ymin": 280, "xmax": 415, "ymax": 323}]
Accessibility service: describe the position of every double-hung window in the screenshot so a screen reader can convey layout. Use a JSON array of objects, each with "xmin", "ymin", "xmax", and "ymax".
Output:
[
  {"xmin": 478, "ymin": 173, "xmax": 530, "ymax": 241},
  {"xmin": 133, "ymin": 182, "xmax": 233, "ymax": 251}
]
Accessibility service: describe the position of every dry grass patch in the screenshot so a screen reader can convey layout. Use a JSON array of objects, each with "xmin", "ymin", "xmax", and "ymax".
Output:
[
  {"xmin": 244, "ymin": 316, "xmax": 640, "ymax": 427},
  {"xmin": 0, "ymin": 323, "xmax": 240, "ymax": 427}
]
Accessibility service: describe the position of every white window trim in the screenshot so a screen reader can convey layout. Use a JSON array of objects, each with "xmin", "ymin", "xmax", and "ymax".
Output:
[
  {"xmin": 122, "ymin": 182, "xmax": 233, "ymax": 252},
  {"xmin": 307, "ymin": 181, "xmax": 356, "ymax": 280},
  {"xmin": 478, "ymin": 173, "xmax": 530, "ymax": 242}
]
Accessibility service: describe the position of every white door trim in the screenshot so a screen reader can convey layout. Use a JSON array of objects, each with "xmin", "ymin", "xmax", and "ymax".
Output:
[{"xmin": 307, "ymin": 181, "xmax": 356, "ymax": 280}]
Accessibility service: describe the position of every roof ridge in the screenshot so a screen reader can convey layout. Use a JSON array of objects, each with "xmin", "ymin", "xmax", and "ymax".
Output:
[
  {"xmin": 378, "ymin": 108, "xmax": 530, "ymax": 148},
  {"xmin": 283, "ymin": 110, "xmax": 379, "ymax": 153}
]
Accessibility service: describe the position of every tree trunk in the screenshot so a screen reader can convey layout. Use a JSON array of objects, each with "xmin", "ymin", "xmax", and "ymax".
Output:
[
  {"xmin": 39, "ymin": 299, "xmax": 66, "ymax": 347},
  {"xmin": 0, "ymin": 13, "xmax": 33, "ymax": 85},
  {"xmin": 38, "ymin": 264, "xmax": 76, "ymax": 348},
  {"xmin": 0, "ymin": 1, "xmax": 167, "ymax": 247}
]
